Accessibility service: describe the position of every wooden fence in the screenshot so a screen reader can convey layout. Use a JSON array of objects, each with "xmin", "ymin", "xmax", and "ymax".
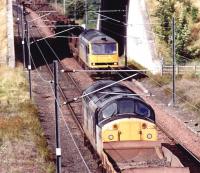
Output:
[{"xmin": 162, "ymin": 65, "xmax": 200, "ymax": 75}]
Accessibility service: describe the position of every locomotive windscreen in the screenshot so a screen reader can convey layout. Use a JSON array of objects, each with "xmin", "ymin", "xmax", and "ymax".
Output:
[
  {"xmin": 83, "ymin": 80, "xmax": 155, "ymax": 124},
  {"xmin": 118, "ymin": 100, "xmax": 135, "ymax": 114},
  {"xmin": 98, "ymin": 98, "xmax": 151, "ymax": 123},
  {"xmin": 92, "ymin": 43, "xmax": 116, "ymax": 55}
]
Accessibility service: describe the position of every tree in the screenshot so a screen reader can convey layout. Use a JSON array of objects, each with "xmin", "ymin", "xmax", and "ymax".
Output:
[
  {"xmin": 66, "ymin": 0, "xmax": 85, "ymax": 19},
  {"xmin": 156, "ymin": 0, "xmax": 175, "ymax": 42},
  {"xmin": 175, "ymin": 10, "xmax": 190, "ymax": 63},
  {"xmin": 155, "ymin": 0, "xmax": 197, "ymax": 64}
]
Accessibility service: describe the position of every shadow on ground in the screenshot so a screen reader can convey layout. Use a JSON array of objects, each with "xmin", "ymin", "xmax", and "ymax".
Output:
[{"xmin": 15, "ymin": 36, "xmax": 70, "ymax": 69}]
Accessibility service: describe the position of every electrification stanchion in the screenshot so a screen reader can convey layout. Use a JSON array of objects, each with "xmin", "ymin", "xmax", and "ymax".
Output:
[
  {"xmin": 23, "ymin": 3, "xmax": 32, "ymax": 99},
  {"xmin": 85, "ymin": 0, "xmax": 88, "ymax": 28},
  {"xmin": 21, "ymin": 3, "xmax": 26, "ymax": 69},
  {"xmin": 124, "ymin": 5, "xmax": 128, "ymax": 68},
  {"xmin": 172, "ymin": 17, "xmax": 176, "ymax": 107},
  {"xmin": 16, "ymin": 0, "xmax": 20, "ymax": 37},
  {"xmin": 63, "ymin": 0, "xmax": 66, "ymax": 15},
  {"xmin": 27, "ymin": 22, "xmax": 32, "ymax": 100},
  {"xmin": 53, "ymin": 60, "xmax": 61, "ymax": 173}
]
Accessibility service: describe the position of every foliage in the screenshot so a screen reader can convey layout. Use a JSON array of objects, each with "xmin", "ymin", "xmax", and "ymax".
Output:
[
  {"xmin": 66, "ymin": 0, "xmax": 85, "ymax": 19},
  {"xmin": 155, "ymin": 0, "xmax": 175, "ymax": 43},
  {"xmin": 63, "ymin": 0, "xmax": 100, "ymax": 28},
  {"xmin": 149, "ymin": 74, "xmax": 171, "ymax": 87},
  {"xmin": 155, "ymin": 0, "xmax": 199, "ymax": 64},
  {"xmin": 175, "ymin": 9, "xmax": 190, "ymax": 63},
  {"xmin": 191, "ymin": 6, "xmax": 199, "ymax": 22}
]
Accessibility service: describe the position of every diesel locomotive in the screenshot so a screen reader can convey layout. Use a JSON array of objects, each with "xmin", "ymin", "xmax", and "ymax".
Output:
[
  {"xmin": 82, "ymin": 80, "xmax": 157, "ymax": 154},
  {"xmin": 69, "ymin": 29, "xmax": 119, "ymax": 69},
  {"xmin": 82, "ymin": 80, "xmax": 190, "ymax": 173}
]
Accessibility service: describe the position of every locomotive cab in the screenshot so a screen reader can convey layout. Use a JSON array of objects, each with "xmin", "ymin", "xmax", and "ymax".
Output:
[
  {"xmin": 98, "ymin": 98, "xmax": 157, "ymax": 143},
  {"xmin": 79, "ymin": 29, "xmax": 119, "ymax": 69},
  {"xmin": 82, "ymin": 80, "xmax": 157, "ymax": 156}
]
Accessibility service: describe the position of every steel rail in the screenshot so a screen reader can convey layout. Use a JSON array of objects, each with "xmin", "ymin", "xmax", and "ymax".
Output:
[
  {"xmin": 156, "ymin": 122, "xmax": 200, "ymax": 164},
  {"xmin": 28, "ymin": 2, "xmax": 200, "ymax": 169},
  {"xmin": 33, "ymin": 23, "xmax": 84, "ymax": 134}
]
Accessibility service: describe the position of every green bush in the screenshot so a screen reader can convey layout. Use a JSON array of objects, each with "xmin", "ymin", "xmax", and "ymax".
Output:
[{"xmin": 155, "ymin": 0, "xmax": 199, "ymax": 64}]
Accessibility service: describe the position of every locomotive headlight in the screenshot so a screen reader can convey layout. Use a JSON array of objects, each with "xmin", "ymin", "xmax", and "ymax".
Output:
[
  {"xmin": 147, "ymin": 133, "xmax": 152, "ymax": 139},
  {"xmin": 108, "ymin": 135, "xmax": 114, "ymax": 140},
  {"xmin": 113, "ymin": 124, "xmax": 118, "ymax": 130},
  {"xmin": 142, "ymin": 123, "xmax": 147, "ymax": 129},
  {"xmin": 114, "ymin": 62, "xmax": 118, "ymax": 65}
]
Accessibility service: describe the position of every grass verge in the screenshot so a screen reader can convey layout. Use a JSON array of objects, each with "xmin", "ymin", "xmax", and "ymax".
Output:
[{"xmin": 0, "ymin": 66, "xmax": 55, "ymax": 173}]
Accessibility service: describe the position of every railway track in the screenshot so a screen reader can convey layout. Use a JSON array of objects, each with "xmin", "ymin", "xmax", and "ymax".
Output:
[
  {"xmin": 19, "ymin": 3, "xmax": 101, "ymax": 172},
  {"xmin": 58, "ymin": 63, "xmax": 200, "ymax": 172},
  {"xmin": 29, "ymin": 37, "xmax": 101, "ymax": 172},
  {"xmin": 16, "ymin": 1, "xmax": 200, "ymax": 172},
  {"xmin": 30, "ymin": 41, "xmax": 101, "ymax": 173}
]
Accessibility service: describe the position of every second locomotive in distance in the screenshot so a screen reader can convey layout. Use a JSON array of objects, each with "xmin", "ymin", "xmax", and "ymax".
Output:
[{"xmin": 69, "ymin": 29, "xmax": 120, "ymax": 69}]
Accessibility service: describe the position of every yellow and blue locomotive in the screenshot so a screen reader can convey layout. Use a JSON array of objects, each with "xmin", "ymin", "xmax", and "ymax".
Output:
[
  {"xmin": 82, "ymin": 81, "xmax": 190, "ymax": 173},
  {"xmin": 82, "ymin": 80, "xmax": 157, "ymax": 155}
]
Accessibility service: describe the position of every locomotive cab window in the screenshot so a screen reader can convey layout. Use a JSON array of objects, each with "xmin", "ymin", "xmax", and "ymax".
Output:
[
  {"xmin": 118, "ymin": 100, "xmax": 134, "ymax": 114},
  {"xmin": 100, "ymin": 103, "xmax": 117, "ymax": 120},
  {"xmin": 92, "ymin": 43, "xmax": 116, "ymax": 55},
  {"xmin": 86, "ymin": 46, "xmax": 89, "ymax": 54},
  {"xmin": 135, "ymin": 102, "xmax": 150, "ymax": 117}
]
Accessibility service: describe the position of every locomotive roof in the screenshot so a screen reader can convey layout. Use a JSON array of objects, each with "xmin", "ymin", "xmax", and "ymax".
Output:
[
  {"xmin": 83, "ymin": 80, "xmax": 155, "ymax": 123},
  {"xmin": 79, "ymin": 29, "xmax": 116, "ymax": 43},
  {"xmin": 83, "ymin": 80, "xmax": 142, "ymax": 107}
]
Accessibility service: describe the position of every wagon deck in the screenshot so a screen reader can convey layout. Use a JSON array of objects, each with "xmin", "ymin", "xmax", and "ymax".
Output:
[{"xmin": 102, "ymin": 141, "xmax": 190, "ymax": 173}]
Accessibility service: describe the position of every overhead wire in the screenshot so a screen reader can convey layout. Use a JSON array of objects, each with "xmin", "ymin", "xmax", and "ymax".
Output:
[
  {"xmin": 92, "ymin": 13, "xmax": 199, "ymax": 112},
  {"xmin": 102, "ymin": 18, "xmax": 166, "ymax": 39},
  {"xmin": 31, "ymin": 0, "xmax": 200, "ymax": 115},
  {"xmin": 77, "ymin": 73, "xmax": 138, "ymax": 100},
  {"xmin": 31, "ymin": 26, "xmax": 76, "ymax": 43},
  {"xmin": 89, "ymin": 10, "xmax": 170, "ymax": 26},
  {"xmin": 100, "ymin": 24, "xmax": 157, "ymax": 44},
  {"xmin": 91, "ymin": 13, "xmax": 200, "ymax": 111},
  {"xmin": 129, "ymin": 66, "xmax": 200, "ymax": 112},
  {"xmin": 96, "ymin": 13, "xmax": 199, "ymax": 111},
  {"xmin": 49, "ymin": 84, "xmax": 92, "ymax": 173},
  {"xmin": 29, "ymin": 32, "xmax": 54, "ymax": 76},
  {"xmin": 26, "ymin": 14, "xmax": 92, "ymax": 172},
  {"xmin": 88, "ymin": 9, "xmax": 127, "ymax": 13},
  {"xmin": 29, "ymin": 33, "xmax": 92, "ymax": 172},
  {"xmin": 24, "ymin": 30, "xmax": 52, "ymax": 83},
  {"xmin": 93, "ymin": 11, "xmax": 166, "ymax": 38}
]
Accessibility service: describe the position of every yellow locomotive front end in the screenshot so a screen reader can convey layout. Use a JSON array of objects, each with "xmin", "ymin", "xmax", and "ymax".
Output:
[
  {"xmin": 102, "ymin": 118, "xmax": 157, "ymax": 143},
  {"xmin": 88, "ymin": 42, "xmax": 119, "ymax": 69},
  {"xmin": 78, "ymin": 29, "xmax": 120, "ymax": 69}
]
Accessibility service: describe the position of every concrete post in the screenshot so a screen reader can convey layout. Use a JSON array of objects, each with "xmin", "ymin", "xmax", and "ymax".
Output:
[
  {"xmin": 0, "ymin": 0, "xmax": 8, "ymax": 65},
  {"xmin": 7, "ymin": 0, "xmax": 15, "ymax": 67}
]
